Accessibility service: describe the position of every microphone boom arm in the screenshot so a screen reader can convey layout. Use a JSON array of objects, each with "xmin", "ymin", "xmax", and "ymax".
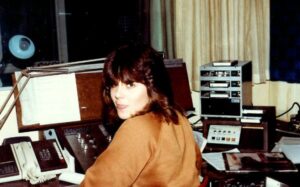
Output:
[{"xmin": 0, "ymin": 57, "xmax": 106, "ymax": 131}]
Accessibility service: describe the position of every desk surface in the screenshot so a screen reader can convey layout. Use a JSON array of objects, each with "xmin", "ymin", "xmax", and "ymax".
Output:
[
  {"xmin": 202, "ymin": 161, "xmax": 300, "ymax": 187},
  {"xmin": 0, "ymin": 177, "xmax": 77, "ymax": 187},
  {"xmin": 201, "ymin": 119, "xmax": 300, "ymax": 187}
]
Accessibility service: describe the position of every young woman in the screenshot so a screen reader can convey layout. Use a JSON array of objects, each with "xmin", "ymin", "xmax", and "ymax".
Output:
[{"xmin": 80, "ymin": 43, "xmax": 201, "ymax": 187}]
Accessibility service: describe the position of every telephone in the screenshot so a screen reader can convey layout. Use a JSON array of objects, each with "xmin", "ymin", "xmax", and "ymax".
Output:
[
  {"xmin": 0, "ymin": 139, "xmax": 69, "ymax": 184},
  {"xmin": 12, "ymin": 141, "xmax": 57, "ymax": 184}
]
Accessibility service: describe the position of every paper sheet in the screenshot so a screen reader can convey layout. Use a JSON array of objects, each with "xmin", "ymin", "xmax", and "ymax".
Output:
[
  {"xmin": 0, "ymin": 87, "xmax": 39, "ymax": 144},
  {"xmin": 278, "ymin": 136, "xmax": 300, "ymax": 145},
  {"xmin": 272, "ymin": 136, "xmax": 300, "ymax": 164},
  {"xmin": 193, "ymin": 131, "xmax": 207, "ymax": 152},
  {"xmin": 202, "ymin": 148, "xmax": 240, "ymax": 171},
  {"xmin": 16, "ymin": 72, "xmax": 80, "ymax": 125},
  {"xmin": 280, "ymin": 145, "xmax": 300, "ymax": 164}
]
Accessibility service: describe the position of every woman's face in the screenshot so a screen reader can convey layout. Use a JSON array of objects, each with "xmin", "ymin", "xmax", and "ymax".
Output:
[{"xmin": 110, "ymin": 81, "xmax": 149, "ymax": 119}]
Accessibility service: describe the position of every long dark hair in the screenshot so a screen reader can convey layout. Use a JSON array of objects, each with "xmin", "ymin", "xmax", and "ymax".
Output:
[{"xmin": 102, "ymin": 43, "xmax": 183, "ymax": 126}]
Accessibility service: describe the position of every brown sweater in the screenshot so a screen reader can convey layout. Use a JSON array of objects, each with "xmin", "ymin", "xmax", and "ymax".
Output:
[{"xmin": 80, "ymin": 112, "xmax": 201, "ymax": 187}]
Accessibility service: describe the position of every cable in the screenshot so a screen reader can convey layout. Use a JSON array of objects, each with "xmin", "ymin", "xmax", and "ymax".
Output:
[
  {"xmin": 276, "ymin": 102, "xmax": 300, "ymax": 118},
  {"xmin": 192, "ymin": 118, "xmax": 202, "ymax": 126}
]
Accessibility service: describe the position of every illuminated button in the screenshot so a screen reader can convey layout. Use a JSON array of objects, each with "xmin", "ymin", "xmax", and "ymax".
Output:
[
  {"xmin": 80, "ymin": 139, "xmax": 85, "ymax": 144},
  {"xmin": 89, "ymin": 138, "xmax": 96, "ymax": 144},
  {"xmin": 83, "ymin": 144, "xmax": 88, "ymax": 150}
]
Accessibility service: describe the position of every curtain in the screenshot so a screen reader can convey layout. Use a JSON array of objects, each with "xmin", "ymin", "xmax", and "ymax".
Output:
[
  {"xmin": 150, "ymin": 0, "xmax": 175, "ymax": 58},
  {"xmin": 150, "ymin": 0, "xmax": 300, "ymax": 121},
  {"xmin": 151, "ymin": 0, "xmax": 270, "ymax": 91},
  {"xmin": 268, "ymin": 82, "xmax": 300, "ymax": 121}
]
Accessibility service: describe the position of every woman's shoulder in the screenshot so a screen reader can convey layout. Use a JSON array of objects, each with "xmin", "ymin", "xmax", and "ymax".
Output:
[
  {"xmin": 119, "ymin": 112, "xmax": 162, "ymax": 138},
  {"xmin": 124, "ymin": 112, "xmax": 160, "ymax": 128},
  {"xmin": 125, "ymin": 111, "xmax": 189, "ymax": 126},
  {"xmin": 176, "ymin": 111, "xmax": 190, "ymax": 124}
]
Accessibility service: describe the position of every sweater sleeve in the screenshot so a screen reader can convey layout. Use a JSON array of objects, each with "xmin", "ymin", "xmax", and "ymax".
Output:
[{"xmin": 80, "ymin": 118, "xmax": 156, "ymax": 187}]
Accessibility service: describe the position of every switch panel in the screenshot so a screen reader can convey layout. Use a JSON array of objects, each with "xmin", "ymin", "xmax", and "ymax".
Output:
[
  {"xmin": 55, "ymin": 123, "xmax": 110, "ymax": 173},
  {"xmin": 207, "ymin": 125, "xmax": 241, "ymax": 145}
]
